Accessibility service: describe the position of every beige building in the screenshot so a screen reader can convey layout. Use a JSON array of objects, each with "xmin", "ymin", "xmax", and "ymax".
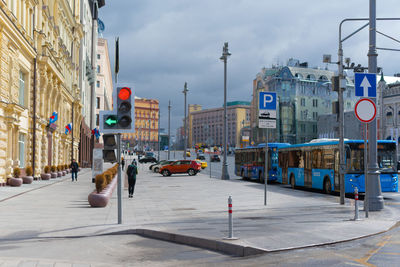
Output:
[
  {"xmin": 191, "ymin": 102, "xmax": 250, "ymax": 148},
  {"xmin": 122, "ymin": 97, "xmax": 159, "ymax": 150},
  {"xmin": 95, "ymin": 38, "xmax": 113, "ymax": 129},
  {"xmin": 187, "ymin": 104, "xmax": 202, "ymax": 148},
  {"xmin": 0, "ymin": 1, "xmax": 84, "ymax": 183}
]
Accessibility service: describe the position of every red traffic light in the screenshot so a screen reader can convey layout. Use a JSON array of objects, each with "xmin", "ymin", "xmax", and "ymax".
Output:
[{"xmin": 118, "ymin": 87, "xmax": 131, "ymax": 100}]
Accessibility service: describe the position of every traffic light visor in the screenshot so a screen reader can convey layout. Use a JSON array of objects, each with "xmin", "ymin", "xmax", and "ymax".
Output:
[{"xmin": 118, "ymin": 87, "xmax": 131, "ymax": 100}]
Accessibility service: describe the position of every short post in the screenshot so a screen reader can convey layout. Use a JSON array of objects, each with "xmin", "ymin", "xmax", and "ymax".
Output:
[
  {"xmin": 224, "ymin": 196, "xmax": 238, "ymax": 240},
  {"xmin": 209, "ymin": 154, "xmax": 212, "ymax": 178},
  {"xmin": 354, "ymin": 187, "xmax": 360, "ymax": 221}
]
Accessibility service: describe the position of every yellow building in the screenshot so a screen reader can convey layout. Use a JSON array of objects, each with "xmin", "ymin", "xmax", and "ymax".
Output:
[
  {"xmin": 122, "ymin": 97, "xmax": 159, "ymax": 150},
  {"xmin": 188, "ymin": 104, "xmax": 202, "ymax": 148},
  {"xmin": 0, "ymin": 1, "xmax": 83, "ymax": 183}
]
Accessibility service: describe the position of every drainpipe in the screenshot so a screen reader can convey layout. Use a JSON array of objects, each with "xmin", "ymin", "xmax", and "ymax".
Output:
[{"xmin": 32, "ymin": 58, "xmax": 37, "ymax": 177}]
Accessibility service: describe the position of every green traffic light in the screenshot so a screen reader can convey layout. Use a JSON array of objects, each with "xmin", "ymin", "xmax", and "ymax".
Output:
[{"xmin": 105, "ymin": 116, "xmax": 117, "ymax": 126}]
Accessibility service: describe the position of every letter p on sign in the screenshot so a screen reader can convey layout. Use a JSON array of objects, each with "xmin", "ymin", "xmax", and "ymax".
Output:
[{"xmin": 259, "ymin": 92, "xmax": 277, "ymax": 110}]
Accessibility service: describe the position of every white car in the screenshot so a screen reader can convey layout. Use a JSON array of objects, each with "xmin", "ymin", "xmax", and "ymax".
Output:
[{"xmin": 152, "ymin": 160, "xmax": 174, "ymax": 173}]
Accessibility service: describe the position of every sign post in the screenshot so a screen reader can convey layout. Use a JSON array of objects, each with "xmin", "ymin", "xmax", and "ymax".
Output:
[
  {"xmin": 259, "ymin": 92, "xmax": 277, "ymax": 206},
  {"xmin": 355, "ymin": 98, "xmax": 377, "ymax": 218}
]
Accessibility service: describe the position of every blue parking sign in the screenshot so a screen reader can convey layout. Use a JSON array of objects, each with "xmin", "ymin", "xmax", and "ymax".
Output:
[{"xmin": 259, "ymin": 92, "xmax": 276, "ymax": 110}]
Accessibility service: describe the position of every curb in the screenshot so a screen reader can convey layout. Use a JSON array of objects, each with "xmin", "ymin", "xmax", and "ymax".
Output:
[{"xmin": 100, "ymin": 221, "xmax": 400, "ymax": 257}]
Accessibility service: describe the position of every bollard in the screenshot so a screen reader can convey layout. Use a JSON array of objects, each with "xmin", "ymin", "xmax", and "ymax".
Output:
[
  {"xmin": 228, "ymin": 196, "xmax": 233, "ymax": 238},
  {"xmin": 223, "ymin": 196, "xmax": 238, "ymax": 240},
  {"xmin": 354, "ymin": 187, "xmax": 360, "ymax": 220}
]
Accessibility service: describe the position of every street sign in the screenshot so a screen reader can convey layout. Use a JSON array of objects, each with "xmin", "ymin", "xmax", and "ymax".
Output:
[
  {"xmin": 259, "ymin": 92, "xmax": 277, "ymax": 129},
  {"xmin": 355, "ymin": 98, "xmax": 376, "ymax": 123},
  {"xmin": 355, "ymin": 73, "xmax": 376, "ymax": 98}
]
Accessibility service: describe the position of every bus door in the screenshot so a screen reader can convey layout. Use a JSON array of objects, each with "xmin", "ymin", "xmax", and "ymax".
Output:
[
  {"xmin": 280, "ymin": 152, "xmax": 288, "ymax": 184},
  {"xmin": 304, "ymin": 151, "xmax": 312, "ymax": 187},
  {"xmin": 334, "ymin": 149, "xmax": 340, "ymax": 190}
]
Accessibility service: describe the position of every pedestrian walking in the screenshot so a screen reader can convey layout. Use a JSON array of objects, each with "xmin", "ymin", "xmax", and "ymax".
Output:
[
  {"xmin": 70, "ymin": 159, "xmax": 79, "ymax": 181},
  {"xmin": 121, "ymin": 157, "xmax": 125, "ymax": 170},
  {"xmin": 126, "ymin": 160, "xmax": 138, "ymax": 198},
  {"xmin": 133, "ymin": 158, "xmax": 137, "ymax": 166}
]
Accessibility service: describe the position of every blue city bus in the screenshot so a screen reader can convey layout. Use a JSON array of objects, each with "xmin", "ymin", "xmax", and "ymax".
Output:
[
  {"xmin": 277, "ymin": 139, "xmax": 398, "ymax": 193},
  {"xmin": 235, "ymin": 143, "xmax": 290, "ymax": 182}
]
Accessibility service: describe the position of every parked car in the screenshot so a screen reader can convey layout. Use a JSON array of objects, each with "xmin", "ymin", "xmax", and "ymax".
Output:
[
  {"xmin": 152, "ymin": 160, "xmax": 174, "ymax": 173},
  {"xmin": 139, "ymin": 156, "xmax": 157, "ymax": 163},
  {"xmin": 210, "ymin": 155, "xmax": 221, "ymax": 162},
  {"xmin": 196, "ymin": 160, "xmax": 207, "ymax": 169},
  {"xmin": 196, "ymin": 154, "xmax": 206, "ymax": 160},
  {"xmin": 159, "ymin": 160, "xmax": 201, "ymax": 176}
]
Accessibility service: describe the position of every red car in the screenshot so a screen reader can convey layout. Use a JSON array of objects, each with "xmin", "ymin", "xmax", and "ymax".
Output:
[{"xmin": 159, "ymin": 160, "xmax": 201, "ymax": 176}]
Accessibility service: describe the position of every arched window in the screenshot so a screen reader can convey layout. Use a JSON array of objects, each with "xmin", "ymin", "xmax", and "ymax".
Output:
[
  {"xmin": 306, "ymin": 74, "xmax": 316, "ymax": 81},
  {"xmin": 295, "ymin": 73, "xmax": 303, "ymax": 79}
]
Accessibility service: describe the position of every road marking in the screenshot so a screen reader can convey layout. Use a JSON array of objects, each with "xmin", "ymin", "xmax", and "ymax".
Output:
[{"xmin": 353, "ymin": 235, "xmax": 392, "ymax": 267}]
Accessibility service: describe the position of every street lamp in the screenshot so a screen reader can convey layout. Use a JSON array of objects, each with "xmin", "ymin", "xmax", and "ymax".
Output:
[
  {"xmin": 183, "ymin": 82, "xmax": 188, "ymax": 159},
  {"xmin": 220, "ymin": 42, "xmax": 231, "ymax": 180},
  {"xmin": 168, "ymin": 100, "xmax": 171, "ymax": 160}
]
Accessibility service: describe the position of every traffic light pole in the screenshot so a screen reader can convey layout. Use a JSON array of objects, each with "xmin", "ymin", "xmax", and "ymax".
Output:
[{"xmin": 117, "ymin": 133, "xmax": 122, "ymax": 224}]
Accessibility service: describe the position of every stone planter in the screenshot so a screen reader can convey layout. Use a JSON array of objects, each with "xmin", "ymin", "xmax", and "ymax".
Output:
[
  {"xmin": 9, "ymin": 177, "xmax": 23, "ymax": 187},
  {"xmin": 22, "ymin": 176, "xmax": 33, "ymax": 184},
  {"xmin": 57, "ymin": 171, "xmax": 62, "ymax": 177},
  {"xmin": 41, "ymin": 173, "xmax": 51, "ymax": 180},
  {"xmin": 65, "ymin": 169, "xmax": 69, "ymax": 174},
  {"xmin": 51, "ymin": 172, "xmax": 57, "ymax": 178},
  {"xmin": 62, "ymin": 171, "xmax": 66, "ymax": 176},
  {"xmin": 88, "ymin": 176, "xmax": 117, "ymax": 207}
]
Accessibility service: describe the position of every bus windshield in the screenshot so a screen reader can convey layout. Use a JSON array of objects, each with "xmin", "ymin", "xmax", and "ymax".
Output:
[{"xmin": 346, "ymin": 143, "xmax": 396, "ymax": 173}]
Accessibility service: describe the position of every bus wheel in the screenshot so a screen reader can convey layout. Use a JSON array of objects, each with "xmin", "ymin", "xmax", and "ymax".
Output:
[
  {"xmin": 259, "ymin": 172, "xmax": 265, "ymax": 183},
  {"xmin": 290, "ymin": 175, "xmax": 295, "ymax": 189},
  {"xmin": 324, "ymin": 178, "xmax": 332, "ymax": 194}
]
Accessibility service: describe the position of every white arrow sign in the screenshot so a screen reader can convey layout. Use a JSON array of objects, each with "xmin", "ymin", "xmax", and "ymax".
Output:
[{"xmin": 360, "ymin": 76, "xmax": 371, "ymax": 97}]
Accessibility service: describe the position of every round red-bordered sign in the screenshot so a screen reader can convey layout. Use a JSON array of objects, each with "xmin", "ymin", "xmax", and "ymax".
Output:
[{"xmin": 355, "ymin": 98, "xmax": 376, "ymax": 123}]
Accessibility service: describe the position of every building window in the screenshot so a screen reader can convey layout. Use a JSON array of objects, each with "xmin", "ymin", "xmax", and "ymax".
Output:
[
  {"xmin": 312, "ymin": 99, "xmax": 318, "ymax": 107},
  {"xmin": 96, "ymin": 114, "xmax": 99, "ymax": 126},
  {"xmin": 301, "ymin": 98, "xmax": 305, "ymax": 106},
  {"xmin": 97, "ymin": 54, "xmax": 101, "ymax": 59},
  {"xmin": 18, "ymin": 133, "xmax": 25, "ymax": 168},
  {"xmin": 19, "ymin": 71, "xmax": 26, "ymax": 106},
  {"xmin": 96, "ymin": 81, "xmax": 100, "ymax": 88},
  {"xmin": 313, "ymin": 112, "xmax": 318, "ymax": 120},
  {"xmin": 97, "ymin": 65, "xmax": 100, "ymax": 73},
  {"xmin": 96, "ymin": 97, "xmax": 100, "ymax": 109}
]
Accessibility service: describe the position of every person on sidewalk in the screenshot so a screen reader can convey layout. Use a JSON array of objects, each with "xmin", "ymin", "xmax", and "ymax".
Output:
[
  {"xmin": 121, "ymin": 157, "xmax": 125, "ymax": 170},
  {"xmin": 126, "ymin": 160, "xmax": 138, "ymax": 198},
  {"xmin": 70, "ymin": 159, "xmax": 79, "ymax": 181}
]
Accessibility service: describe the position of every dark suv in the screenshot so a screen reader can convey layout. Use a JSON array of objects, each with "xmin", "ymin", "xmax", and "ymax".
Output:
[
  {"xmin": 139, "ymin": 156, "xmax": 157, "ymax": 163},
  {"xmin": 210, "ymin": 155, "xmax": 221, "ymax": 162}
]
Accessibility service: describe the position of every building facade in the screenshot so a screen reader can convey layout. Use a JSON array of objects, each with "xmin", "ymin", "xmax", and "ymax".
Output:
[
  {"xmin": 95, "ymin": 38, "xmax": 112, "ymax": 130},
  {"xmin": 122, "ymin": 97, "xmax": 159, "ymax": 151},
  {"xmin": 191, "ymin": 101, "xmax": 250, "ymax": 148},
  {"xmin": 0, "ymin": 0, "xmax": 84, "ymax": 183},
  {"xmin": 251, "ymin": 59, "xmax": 356, "ymax": 144},
  {"xmin": 187, "ymin": 104, "xmax": 201, "ymax": 148}
]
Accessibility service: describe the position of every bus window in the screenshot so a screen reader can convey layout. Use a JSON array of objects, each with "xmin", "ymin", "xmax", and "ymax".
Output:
[{"xmin": 322, "ymin": 150, "xmax": 334, "ymax": 169}]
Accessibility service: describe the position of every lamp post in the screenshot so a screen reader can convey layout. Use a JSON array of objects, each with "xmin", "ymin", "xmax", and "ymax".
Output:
[
  {"xmin": 158, "ymin": 109, "xmax": 160, "ymax": 161},
  {"xmin": 183, "ymin": 82, "xmax": 188, "ymax": 159},
  {"xmin": 168, "ymin": 100, "xmax": 171, "ymax": 160},
  {"xmin": 220, "ymin": 42, "xmax": 231, "ymax": 180}
]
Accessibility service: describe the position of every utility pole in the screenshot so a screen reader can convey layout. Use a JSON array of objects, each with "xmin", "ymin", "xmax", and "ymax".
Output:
[
  {"xmin": 183, "ymin": 82, "xmax": 188, "ymax": 159},
  {"xmin": 168, "ymin": 100, "xmax": 171, "ymax": 160},
  {"xmin": 220, "ymin": 42, "xmax": 231, "ymax": 180},
  {"xmin": 367, "ymin": 0, "xmax": 384, "ymax": 211}
]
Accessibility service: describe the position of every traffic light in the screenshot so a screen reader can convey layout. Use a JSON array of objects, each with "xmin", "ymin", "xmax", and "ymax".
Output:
[
  {"xmin": 103, "ymin": 134, "xmax": 117, "ymax": 162},
  {"xmin": 116, "ymin": 87, "xmax": 133, "ymax": 129},
  {"xmin": 99, "ymin": 86, "xmax": 135, "ymax": 134}
]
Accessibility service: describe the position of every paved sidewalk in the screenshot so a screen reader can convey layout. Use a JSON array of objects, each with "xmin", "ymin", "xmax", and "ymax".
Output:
[{"xmin": 0, "ymin": 163, "xmax": 399, "ymax": 260}]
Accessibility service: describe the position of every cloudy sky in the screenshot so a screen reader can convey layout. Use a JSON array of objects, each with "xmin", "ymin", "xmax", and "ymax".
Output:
[{"xmin": 100, "ymin": 0, "xmax": 400, "ymax": 135}]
